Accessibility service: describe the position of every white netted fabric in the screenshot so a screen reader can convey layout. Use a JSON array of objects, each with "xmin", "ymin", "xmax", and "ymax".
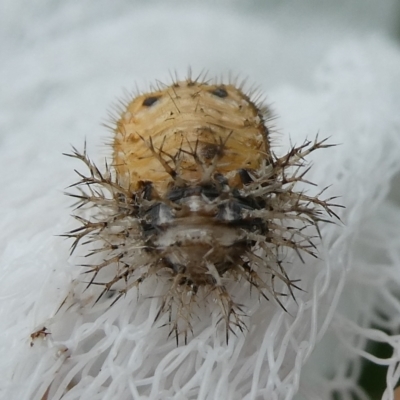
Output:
[{"xmin": 1, "ymin": 2, "xmax": 400, "ymax": 400}]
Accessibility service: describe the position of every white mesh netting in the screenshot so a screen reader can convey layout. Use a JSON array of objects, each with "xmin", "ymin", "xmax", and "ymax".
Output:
[{"xmin": 1, "ymin": 2, "xmax": 400, "ymax": 400}]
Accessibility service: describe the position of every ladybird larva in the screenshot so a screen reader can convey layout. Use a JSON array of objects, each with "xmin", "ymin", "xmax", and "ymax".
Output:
[{"xmin": 64, "ymin": 75, "xmax": 340, "ymax": 344}]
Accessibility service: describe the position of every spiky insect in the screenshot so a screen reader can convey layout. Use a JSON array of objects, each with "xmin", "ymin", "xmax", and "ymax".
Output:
[{"xmin": 63, "ymin": 74, "xmax": 340, "ymax": 344}]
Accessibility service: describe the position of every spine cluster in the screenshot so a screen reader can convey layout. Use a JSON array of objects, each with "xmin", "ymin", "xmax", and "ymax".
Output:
[
  {"xmin": 64, "ymin": 135, "xmax": 340, "ymax": 344},
  {"xmin": 63, "ymin": 77, "xmax": 341, "ymax": 344}
]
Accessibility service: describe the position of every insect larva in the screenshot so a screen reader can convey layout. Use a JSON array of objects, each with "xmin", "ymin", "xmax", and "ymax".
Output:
[{"xmin": 64, "ymin": 74, "xmax": 340, "ymax": 344}]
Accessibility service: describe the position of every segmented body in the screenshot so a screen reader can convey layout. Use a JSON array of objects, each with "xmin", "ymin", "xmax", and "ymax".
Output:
[
  {"xmin": 65, "ymin": 76, "xmax": 339, "ymax": 343},
  {"xmin": 114, "ymin": 82, "xmax": 271, "ymax": 194}
]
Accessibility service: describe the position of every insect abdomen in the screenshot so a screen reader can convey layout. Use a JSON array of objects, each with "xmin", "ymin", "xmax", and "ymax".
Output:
[{"xmin": 114, "ymin": 81, "xmax": 271, "ymax": 196}]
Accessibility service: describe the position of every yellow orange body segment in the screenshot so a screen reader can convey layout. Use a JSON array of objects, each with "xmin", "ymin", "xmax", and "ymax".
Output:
[{"xmin": 113, "ymin": 81, "xmax": 270, "ymax": 195}]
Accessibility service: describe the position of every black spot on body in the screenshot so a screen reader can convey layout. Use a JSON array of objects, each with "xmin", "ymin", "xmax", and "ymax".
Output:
[
  {"xmin": 214, "ymin": 173, "xmax": 228, "ymax": 185},
  {"xmin": 211, "ymin": 87, "xmax": 228, "ymax": 98},
  {"xmin": 200, "ymin": 184, "xmax": 220, "ymax": 200},
  {"xmin": 167, "ymin": 185, "xmax": 220, "ymax": 203},
  {"xmin": 141, "ymin": 203, "xmax": 174, "ymax": 236},
  {"xmin": 214, "ymin": 196, "xmax": 267, "ymax": 233},
  {"xmin": 142, "ymin": 182, "xmax": 154, "ymax": 200},
  {"xmin": 238, "ymin": 169, "xmax": 253, "ymax": 185},
  {"xmin": 142, "ymin": 96, "xmax": 160, "ymax": 107},
  {"xmin": 167, "ymin": 187, "xmax": 185, "ymax": 202},
  {"xmin": 232, "ymin": 192, "xmax": 266, "ymax": 210},
  {"xmin": 200, "ymin": 143, "xmax": 220, "ymax": 160}
]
